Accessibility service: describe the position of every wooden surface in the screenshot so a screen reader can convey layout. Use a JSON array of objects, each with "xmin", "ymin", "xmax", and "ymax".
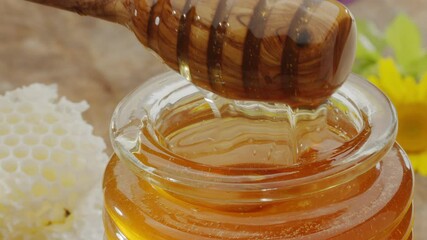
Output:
[{"xmin": 0, "ymin": 0, "xmax": 426, "ymax": 238}]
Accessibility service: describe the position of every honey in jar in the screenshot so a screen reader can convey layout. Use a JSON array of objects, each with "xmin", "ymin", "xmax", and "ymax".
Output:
[
  {"xmin": 18, "ymin": 0, "xmax": 413, "ymax": 238},
  {"xmin": 103, "ymin": 73, "xmax": 413, "ymax": 240}
]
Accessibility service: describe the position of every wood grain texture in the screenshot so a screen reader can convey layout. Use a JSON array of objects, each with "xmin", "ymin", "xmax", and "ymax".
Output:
[
  {"xmin": 130, "ymin": 0, "xmax": 356, "ymax": 107},
  {"xmin": 24, "ymin": 0, "xmax": 131, "ymax": 24},
  {"xmin": 23, "ymin": 0, "xmax": 356, "ymax": 107}
]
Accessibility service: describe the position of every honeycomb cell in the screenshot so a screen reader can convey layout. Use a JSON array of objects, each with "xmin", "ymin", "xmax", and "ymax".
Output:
[
  {"xmin": 51, "ymin": 149, "xmax": 69, "ymax": 164},
  {"xmin": 23, "ymin": 134, "xmax": 40, "ymax": 146},
  {"xmin": 32, "ymin": 123, "xmax": 49, "ymax": 134},
  {"xmin": 42, "ymin": 167, "xmax": 57, "ymax": 182},
  {"xmin": 32, "ymin": 146, "xmax": 49, "ymax": 161},
  {"xmin": 22, "ymin": 160, "xmax": 40, "ymax": 176},
  {"xmin": 1, "ymin": 160, "xmax": 18, "ymax": 173},
  {"xmin": 25, "ymin": 113, "xmax": 42, "ymax": 123},
  {"xmin": 49, "ymin": 186, "xmax": 60, "ymax": 199},
  {"xmin": 0, "ymin": 125, "xmax": 10, "ymax": 136},
  {"xmin": 31, "ymin": 182, "xmax": 49, "ymax": 197},
  {"xmin": 0, "ymin": 146, "xmax": 9, "ymax": 159},
  {"xmin": 4, "ymin": 135, "xmax": 20, "ymax": 146},
  {"xmin": 53, "ymin": 125, "xmax": 68, "ymax": 136},
  {"xmin": 0, "ymin": 104, "xmax": 13, "ymax": 114},
  {"xmin": 6, "ymin": 113, "xmax": 22, "ymax": 125},
  {"xmin": 42, "ymin": 135, "xmax": 58, "ymax": 147},
  {"xmin": 43, "ymin": 113, "xmax": 59, "ymax": 124},
  {"xmin": 61, "ymin": 137, "xmax": 76, "ymax": 151},
  {"xmin": 14, "ymin": 124, "xmax": 30, "ymax": 135},
  {"xmin": 13, "ymin": 145, "xmax": 29, "ymax": 159}
]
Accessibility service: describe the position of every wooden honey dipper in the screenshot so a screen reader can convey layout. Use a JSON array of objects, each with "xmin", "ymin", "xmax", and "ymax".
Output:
[{"xmin": 25, "ymin": 0, "xmax": 356, "ymax": 108}]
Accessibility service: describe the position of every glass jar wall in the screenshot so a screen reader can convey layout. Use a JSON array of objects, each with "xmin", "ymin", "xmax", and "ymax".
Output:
[{"xmin": 103, "ymin": 72, "xmax": 413, "ymax": 240}]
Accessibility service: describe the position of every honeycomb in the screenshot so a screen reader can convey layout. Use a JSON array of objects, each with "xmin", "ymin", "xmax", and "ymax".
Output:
[{"xmin": 0, "ymin": 84, "xmax": 108, "ymax": 239}]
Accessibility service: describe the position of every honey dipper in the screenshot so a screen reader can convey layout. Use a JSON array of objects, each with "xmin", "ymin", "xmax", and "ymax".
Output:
[{"xmin": 24, "ymin": 0, "xmax": 356, "ymax": 108}]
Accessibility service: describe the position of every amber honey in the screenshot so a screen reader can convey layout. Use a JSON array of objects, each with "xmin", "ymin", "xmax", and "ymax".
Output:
[
  {"xmin": 18, "ymin": 1, "xmax": 413, "ymax": 238},
  {"xmin": 103, "ymin": 73, "xmax": 413, "ymax": 239}
]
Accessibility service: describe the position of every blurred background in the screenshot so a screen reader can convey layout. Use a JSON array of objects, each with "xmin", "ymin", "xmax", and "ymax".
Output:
[{"xmin": 1, "ymin": 0, "xmax": 426, "ymax": 238}]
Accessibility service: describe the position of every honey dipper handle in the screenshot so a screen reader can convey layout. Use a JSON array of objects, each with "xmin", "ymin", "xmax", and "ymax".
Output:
[
  {"xmin": 129, "ymin": 0, "xmax": 356, "ymax": 107},
  {"xmin": 24, "ymin": 0, "xmax": 130, "ymax": 24},
  {"xmin": 24, "ymin": 0, "xmax": 356, "ymax": 108}
]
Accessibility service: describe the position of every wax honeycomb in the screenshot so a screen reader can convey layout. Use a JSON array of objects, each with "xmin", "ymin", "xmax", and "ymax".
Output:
[{"xmin": 0, "ymin": 84, "xmax": 107, "ymax": 239}]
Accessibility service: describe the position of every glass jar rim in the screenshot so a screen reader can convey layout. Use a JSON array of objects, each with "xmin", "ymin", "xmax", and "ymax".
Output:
[{"xmin": 110, "ymin": 72, "xmax": 396, "ymax": 196}]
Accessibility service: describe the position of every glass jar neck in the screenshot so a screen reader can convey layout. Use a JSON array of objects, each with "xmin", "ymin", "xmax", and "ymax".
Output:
[{"xmin": 111, "ymin": 72, "xmax": 397, "ymax": 208}]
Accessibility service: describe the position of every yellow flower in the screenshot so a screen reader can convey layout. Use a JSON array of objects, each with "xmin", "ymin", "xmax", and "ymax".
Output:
[{"xmin": 368, "ymin": 58, "xmax": 427, "ymax": 175}]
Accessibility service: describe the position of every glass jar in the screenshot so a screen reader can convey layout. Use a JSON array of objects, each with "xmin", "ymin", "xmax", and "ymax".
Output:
[{"xmin": 103, "ymin": 72, "xmax": 413, "ymax": 240}]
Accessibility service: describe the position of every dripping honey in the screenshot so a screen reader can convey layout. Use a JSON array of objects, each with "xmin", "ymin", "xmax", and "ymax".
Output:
[{"xmin": 103, "ymin": 74, "xmax": 414, "ymax": 240}]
